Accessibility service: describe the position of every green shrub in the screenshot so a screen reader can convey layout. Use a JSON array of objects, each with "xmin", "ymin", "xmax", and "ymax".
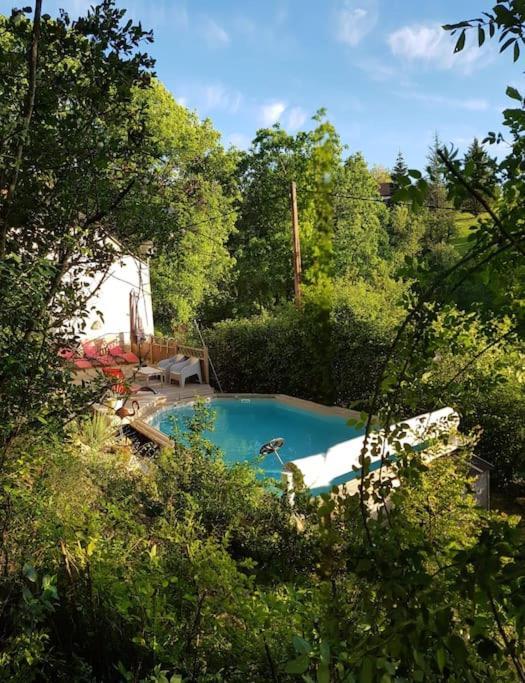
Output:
[
  {"xmin": 461, "ymin": 381, "xmax": 525, "ymax": 488},
  {"xmin": 206, "ymin": 277, "xmax": 404, "ymax": 408},
  {"xmin": 1, "ymin": 410, "xmax": 523, "ymax": 681}
]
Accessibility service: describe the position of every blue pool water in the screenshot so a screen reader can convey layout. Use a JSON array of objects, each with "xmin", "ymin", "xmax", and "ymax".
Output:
[{"xmin": 151, "ymin": 398, "xmax": 363, "ymax": 479}]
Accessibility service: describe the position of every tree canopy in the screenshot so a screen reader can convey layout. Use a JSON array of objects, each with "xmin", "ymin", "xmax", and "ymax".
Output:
[{"xmin": 115, "ymin": 80, "xmax": 239, "ymax": 328}]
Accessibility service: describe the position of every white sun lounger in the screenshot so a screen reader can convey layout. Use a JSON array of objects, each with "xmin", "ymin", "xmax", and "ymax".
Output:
[
  {"xmin": 168, "ymin": 357, "xmax": 202, "ymax": 387},
  {"xmin": 157, "ymin": 354, "xmax": 186, "ymax": 371}
]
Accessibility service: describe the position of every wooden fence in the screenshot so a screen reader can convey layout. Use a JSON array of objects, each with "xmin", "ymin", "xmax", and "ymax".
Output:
[{"xmin": 131, "ymin": 335, "xmax": 210, "ymax": 384}]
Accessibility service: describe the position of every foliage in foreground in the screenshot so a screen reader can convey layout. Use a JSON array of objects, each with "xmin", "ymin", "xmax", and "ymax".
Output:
[
  {"xmin": 0, "ymin": 409, "xmax": 524, "ymax": 681},
  {"xmin": 0, "ymin": 1, "xmax": 155, "ymax": 448}
]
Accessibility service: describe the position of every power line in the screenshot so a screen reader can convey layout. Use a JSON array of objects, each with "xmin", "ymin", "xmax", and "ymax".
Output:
[{"xmin": 111, "ymin": 186, "xmax": 471, "ymax": 258}]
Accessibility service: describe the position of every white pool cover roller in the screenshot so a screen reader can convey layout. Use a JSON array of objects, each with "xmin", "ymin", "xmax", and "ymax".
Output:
[{"xmin": 283, "ymin": 407, "xmax": 460, "ymax": 494}]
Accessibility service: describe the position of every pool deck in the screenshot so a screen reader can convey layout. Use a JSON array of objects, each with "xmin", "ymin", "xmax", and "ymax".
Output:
[{"xmin": 75, "ymin": 364, "xmax": 214, "ymax": 424}]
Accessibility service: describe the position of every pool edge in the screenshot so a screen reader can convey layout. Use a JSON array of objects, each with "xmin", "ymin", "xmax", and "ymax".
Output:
[{"xmin": 138, "ymin": 393, "xmax": 363, "ymax": 450}]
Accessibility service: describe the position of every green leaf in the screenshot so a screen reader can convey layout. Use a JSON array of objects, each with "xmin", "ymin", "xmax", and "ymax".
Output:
[
  {"xmin": 318, "ymin": 500, "xmax": 336, "ymax": 517},
  {"xmin": 478, "ymin": 26, "xmax": 485, "ymax": 46},
  {"xmin": 23, "ymin": 563, "xmax": 37, "ymax": 583},
  {"xmin": 360, "ymin": 657, "xmax": 374, "ymax": 683},
  {"xmin": 319, "ymin": 641, "xmax": 330, "ymax": 662},
  {"xmin": 500, "ymin": 37, "xmax": 515, "ymax": 53},
  {"xmin": 292, "ymin": 635, "xmax": 311, "ymax": 654},
  {"xmin": 436, "ymin": 647, "xmax": 446, "ymax": 673},
  {"xmin": 317, "ymin": 661, "xmax": 330, "ymax": 683},
  {"xmin": 514, "ymin": 41, "xmax": 520, "ymax": 62},
  {"xmin": 447, "ymin": 634, "xmax": 467, "ymax": 665},
  {"xmin": 285, "ymin": 654, "xmax": 309, "ymax": 674},
  {"xmin": 454, "ymin": 30, "xmax": 466, "ymax": 53},
  {"xmin": 506, "ymin": 85, "xmax": 522, "ymax": 101}
]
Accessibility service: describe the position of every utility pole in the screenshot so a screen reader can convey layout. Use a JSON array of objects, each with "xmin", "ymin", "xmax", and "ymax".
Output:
[{"xmin": 289, "ymin": 180, "xmax": 302, "ymax": 306}]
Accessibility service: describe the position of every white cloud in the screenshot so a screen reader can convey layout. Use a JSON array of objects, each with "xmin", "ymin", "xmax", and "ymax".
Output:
[
  {"xmin": 202, "ymin": 84, "xmax": 241, "ymax": 112},
  {"xmin": 201, "ymin": 16, "xmax": 230, "ymax": 47},
  {"xmin": 355, "ymin": 57, "xmax": 416, "ymax": 90},
  {"xmin": 259, "ymin": 101, "xmax": 287, "ymax": 126},
  {"xmin": 177, "ymin": 82, "xmax": 242, "ymax": 115},
  {"xmin": 286, "ymin": 106, "xmax": 307, "ymax": 130},
  {"xmin": 388, "ymin": 23, "xmax": 491, "ymax": 73},
  {"xmin": 336, "ymin": 0, "xmax": 378, "ymax": 47},
  {"xmin": 227, "ymin": 132, "xmax": 251, "ymax": 149}
]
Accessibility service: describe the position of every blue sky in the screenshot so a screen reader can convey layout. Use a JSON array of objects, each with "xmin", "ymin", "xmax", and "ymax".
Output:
[{"xmin": 4, "ymin": 0, "xmax": 524, "ymax": 169}]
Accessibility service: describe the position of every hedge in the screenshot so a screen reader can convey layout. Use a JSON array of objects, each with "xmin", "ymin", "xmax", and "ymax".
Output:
[{"xmin": 205, "ymin": 282, "xmax": 401, "ymax": 407}]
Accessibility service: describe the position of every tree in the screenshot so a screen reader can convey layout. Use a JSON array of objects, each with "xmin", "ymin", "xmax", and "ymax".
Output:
[
  {"xmin": 370, "ymin": 164, "xmax": 391, "ymax": 184},
  {"xmin": 231, "ymin": 111, "xmax": 342, "ymax": 314},
  {"xmin": 0, "ymin": 1, "xmax": 155, "ymax": 450},
  {"xmin": 114, "ymin": 80, "xmax": 239, "ymax": 330},
  {"xmin": 426, "ymin": 132, "xmax": 447, "ymax": 184},
  {"xmin": 462, "ymin": 138, "xmax": 498, "ymax": 214},
  {"xmin": 390, "ymin": 150, "xmax": 408, "ymax": 194},
  {"xmin": 423, "ymin": 134, "xmax": 457, "ymax": 246},
  {"xmin": 333, "ymin": 153, "xmax": 390, "ymax": 280},
  {"xmin": 348, "ymin": 5, "xmax": 525, "ymax": 676},
  {"xmin": 387, "ymin": 203, "xmax": 426, "ymax": 268}
]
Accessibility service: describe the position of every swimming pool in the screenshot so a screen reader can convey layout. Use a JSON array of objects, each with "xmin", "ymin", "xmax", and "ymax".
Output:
[{"xmin": 150, "ymin": 397, "xmax": 364, "ymax": 481}]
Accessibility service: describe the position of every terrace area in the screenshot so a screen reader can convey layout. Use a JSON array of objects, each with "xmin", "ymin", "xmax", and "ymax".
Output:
[{"xmin": 72, "ymin": 335, "xmax": 214, "ymax": 423}]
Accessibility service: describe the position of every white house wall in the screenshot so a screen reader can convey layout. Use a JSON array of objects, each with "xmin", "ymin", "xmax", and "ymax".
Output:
[{"xmin": 80, "ymin": 255, "xmax": 154, "ymax": 343}]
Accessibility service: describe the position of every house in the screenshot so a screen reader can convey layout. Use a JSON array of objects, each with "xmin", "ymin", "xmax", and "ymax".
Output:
[
  {"xmin": 378, "ymin": 182, "xmax": 394, "ymax": 205},
  {"xmin": 80, "ymin": 237, "xmax": 154, "ymax": 345}
]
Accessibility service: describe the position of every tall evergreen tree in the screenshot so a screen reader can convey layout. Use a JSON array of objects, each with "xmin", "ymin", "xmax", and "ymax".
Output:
[
  {"xmin": 426, "ymin": 132, "xmax": 446, "ymax": 184},
  {"xmin": 462, "ymin": 137, "xmax": 498, "ymax": 214},
  {"xmin": 424, "ymin": 133, "xmax": 456, "ymax": 246},
  {"xmin": 391, "ymin": 151, "xmax": 408, "ymax": 194}
]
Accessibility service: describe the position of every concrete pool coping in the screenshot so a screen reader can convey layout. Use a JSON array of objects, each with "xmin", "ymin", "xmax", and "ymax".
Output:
[{"xmin": 217, "ymin": 393, "xmax": 363, "ymax": 420}]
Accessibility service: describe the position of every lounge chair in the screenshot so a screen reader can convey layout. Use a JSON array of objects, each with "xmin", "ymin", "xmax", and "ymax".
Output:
[
  {"xmin": 158, "ymin": 354, "xmax": 186, "ymax": 371},
  {"xmin": 107, "ymin": 343, "xmax": 140, "ymax": 365},
  {"xmin": 168, "ymin": 357, "xmax": 202, "ymax": 387},
  {"xmin": 74, "ymin": 357, "xmax": 94, "ymax": 370},
  {"xmin": 102, "ymin": 367, "xmax": 157, "ymax": 395},
  {"xmin": 58, "ymin": 348, "xmax": 93, "ymax": 370},
  {"xmin": 83, "ymin": 341, "xmax": 114, "ymax": 367}
]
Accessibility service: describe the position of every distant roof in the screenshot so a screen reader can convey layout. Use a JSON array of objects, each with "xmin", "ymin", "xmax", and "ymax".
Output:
[{"xmin": 379, "ymin": 182, "xmax": 394, "ymax": 198}]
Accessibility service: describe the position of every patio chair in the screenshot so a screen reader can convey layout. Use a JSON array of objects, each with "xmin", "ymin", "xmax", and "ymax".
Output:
[
  {"xmin": 168, "ymin": 357, "xmax": 202, "ymax": 387},
  {"xmin": 102, "ymin": 367, "xmax": 157, "ymax": 395},
  {"xmin": 107, "ymin": 342, "xmax": 140, "ymax": 365},
  {"xmin": 157, "ymin": 354, "xmax": 186, "ymax": 371},
  {"xmin": 83, "ymin": 341, "xmax": 114, "ymax": 367}
]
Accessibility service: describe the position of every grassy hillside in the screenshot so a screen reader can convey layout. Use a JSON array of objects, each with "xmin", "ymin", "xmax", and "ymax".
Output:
[{"xmin": 453, "ymin": 211, "xmax": 488, "ymax": 254}]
